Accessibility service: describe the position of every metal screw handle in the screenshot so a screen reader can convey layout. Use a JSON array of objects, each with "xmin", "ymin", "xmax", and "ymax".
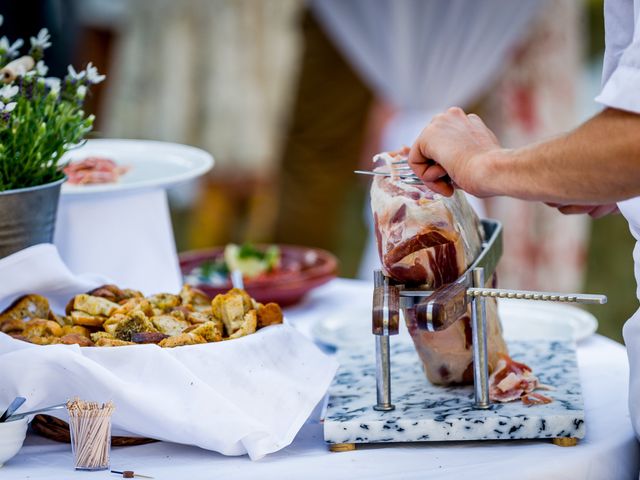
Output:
[{"xmin": 467, "ymin": 288, "xmax": 606, "ymax": 305}]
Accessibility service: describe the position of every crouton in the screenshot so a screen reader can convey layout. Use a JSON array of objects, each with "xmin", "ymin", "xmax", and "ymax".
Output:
[
  {"xmin": 59, "ymin": 333, "xmax": 94, "ymax": 347},
  {"xmin": 113, "ymin": 311, "xmax": 158, "ymax": 341},
  {"xmin": 0, "ymin": 294, "xmax": 51, "ymax": 323},
  {"xmin": 61, "ymin": 325, "xmax": 91, "ymax": 338},
  {"xmin": 189, "ymin": 321, "xmax": 223, "ymax": 342},
  {"xmin": 70, "ymin": 310, "xmax": 106, "ymax": 327},
  {"xmin": 257, "ymin": 302, "xmax": 283, "ymax": 328},
  {"xmin": 94, "ymin": 337, "xmax": 135, "ymax": 347},
  {"xmin": 147, "ymin": 293, "xmax": 181, "ymax": 312},
  {"xmin": 151, "ymin": 314, "xmax": 189, "ymax": 337},
  {"xmin": 73, "ymin": 294, "xmax": 119, "ymax": 317},
  {"xmin": 22, "ymin": 319, "xmax": 63, "ymax": 338},
  {"xmin": 227, "ymin": 310, "xmax": 257, "ymax": 339},
  {"xmin": 158, "ymin": 332, "xmax": 206, "ymax": 348}
]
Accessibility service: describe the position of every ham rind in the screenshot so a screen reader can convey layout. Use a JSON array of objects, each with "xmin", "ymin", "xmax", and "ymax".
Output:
[{"xmin": 371, "ymin": 149, "xmax": 508, "ymax": 385}]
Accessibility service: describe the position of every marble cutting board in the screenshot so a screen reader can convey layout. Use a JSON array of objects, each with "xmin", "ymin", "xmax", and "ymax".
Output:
[{"xmin": 324, "ymin": 339, "xmax": 584, "ymax": 445}]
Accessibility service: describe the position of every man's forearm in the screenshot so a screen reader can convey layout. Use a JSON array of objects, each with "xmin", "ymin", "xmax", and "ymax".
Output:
[{"xmin": 479, "ymin": 108, "xmax": 640, "ymax": 204}]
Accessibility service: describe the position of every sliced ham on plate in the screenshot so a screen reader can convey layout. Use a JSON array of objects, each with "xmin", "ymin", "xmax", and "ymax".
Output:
[{"xmin": 63, "ymin": 157, "xmax": 130, "ymax": 185}]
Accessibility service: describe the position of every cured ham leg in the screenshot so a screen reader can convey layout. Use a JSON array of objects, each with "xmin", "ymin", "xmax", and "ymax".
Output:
[{"xmin": 371, "ymin": 148, "xmax": 508, "ymax": 385}]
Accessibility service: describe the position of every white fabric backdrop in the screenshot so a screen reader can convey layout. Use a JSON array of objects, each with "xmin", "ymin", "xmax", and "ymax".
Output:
[{"xmin": 311, "ymin": 0, "xmax": 541, "ymax": 150}]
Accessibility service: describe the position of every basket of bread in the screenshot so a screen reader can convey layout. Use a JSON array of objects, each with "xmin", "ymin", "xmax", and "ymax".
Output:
[
  {"xmin": 0, "ymin": 253, "xmax": 337, "ymax": 460},
  {"xmin": 1, "ymin": 284, "xmax": 283, "ymax": 348}
]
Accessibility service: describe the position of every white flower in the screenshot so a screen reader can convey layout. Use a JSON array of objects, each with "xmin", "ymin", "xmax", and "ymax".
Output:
[
  {"xmin": 0, "ymin": 36, "xmax": 24, "ymax": 58},
  {"xmin": 0, "ymin": 85, "xmax": 18, "ymax": 100},
  {"xmin": 0, "ymin": 101, "xmax": 16, "ymax": 113},
  {"xmin": 44, "ymin": 77, "xmax": 60, "ymax": 94},
  {"xmin": 84, "ymin": 62, "xmax": 105, "ymax": 84},
  {"xmin": 35, "ymin": 60, "xmax": 48, "ymax": 76},
  {"xmin": 30, "ymin": 28, "xmax": 51, "ymax": 50},
  {"xmin": 67, "ymin": 65, "xmax": 86, "ymax": 81},
  {"xmin": 76, "ymin": 84, "xmax": 87, "ymax": 100}
]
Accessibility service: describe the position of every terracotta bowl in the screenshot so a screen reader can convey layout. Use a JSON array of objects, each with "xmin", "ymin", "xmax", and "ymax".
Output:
[{"xmin": 179, "ymin": 245, "xmax": 338, "ymax": 306}]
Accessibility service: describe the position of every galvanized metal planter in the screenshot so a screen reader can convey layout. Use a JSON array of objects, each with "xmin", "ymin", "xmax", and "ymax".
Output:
[{"xmin": 0, "ymin": 177, "xmax": 65, "ymax": 258}]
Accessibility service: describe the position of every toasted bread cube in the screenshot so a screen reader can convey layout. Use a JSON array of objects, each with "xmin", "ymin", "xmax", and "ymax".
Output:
[
  {"xmin": 112, "ymin": 298, "xmax": 154, "ymax": 317},
  {"xmin": 73, "ymin": 294, "xmax": 119, "ymax": 317},
  {"xmin": 0, "ymin": 294, "xmax": 51, "ymax": 323},
  {"xmin": 180, "ymin": 285, "xmax": 211, "ymax": 308},
  {"xmin": 158, "ymin": 332, "xmax": 206, "ymax": 348},
  {"xmin": 151, "ymin": 314, "xmax": 189, "ymax": 337},
  {"xmin": 87, "ymin": 284, "xmax": 127, "ymax": 303},
  {"xmin": 227, "ymin": 310, "xmax": 257, "ymax": 339},
  {"xmin": 212, "ymin": 290, "xmax": 250, "ymax": 335},
  {"xmin": 257, "ymin": 303, "xmax": 283, "ymax": 328},
  {"xmin": 187, "ymin": 311, "xmax": 212, "ymax": 324},
  {"xmin": 189, "ymin": 321, "xmax": 223, "ymax": 342},
  {"xmin": 22, "ymin": 319, "xmax": 63, "ymax": 338},
  {"xmin": 103, "ymin": 314, "xmax": 128, "ymax": 335},
  {"xmin": 91, "ymin": 331, "xmax": 115, "ymax": 343},
  {"xmin": 113, "ymin": 311, "xmax": 158, "ymax": 341},
  {"xmin": 61, "ymin": 325, "xmax": 91, "ymax": 338},
  {"xmin": 147, "ymin": 293, "xmax": 181, "ymax": 312},
  {"xmin": 27, "ymin": 335, "xmax": 61, "ymax": 345},
  {"xmin": 59, "ymin": 333, "xmax": 94, "ymax": 347},
  {"xmin": 0, "ymin": 318, "xmax": 25, "ymax": 334},
  {"xmin": 70, "ymin": 311, "xmax": 106, "ymax": 327},
  {"xmin": 95, "ymin": 337, "xmax": 135, "ymax": 347}
]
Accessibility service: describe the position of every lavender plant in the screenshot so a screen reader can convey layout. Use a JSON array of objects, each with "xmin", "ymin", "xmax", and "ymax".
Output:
[{"xmin": 0, "ymin": 17, "xmax": 105, "ymax": 191}]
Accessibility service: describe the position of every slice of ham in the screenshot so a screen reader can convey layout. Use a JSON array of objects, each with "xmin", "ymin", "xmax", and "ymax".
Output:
[
  {"xmin": 522, "ymin": 392, "xmax": 553, "ymax": 406},
  {"xmin": 370, "ymin": 149, "xmax": 508, "ymax": 385},
  {"xmin": 63, "ymin": 157, "xmax": 130, "ymax": 185},
  {"xmin": 489, "ymin": 353, "xmax": 553, "ymax": 405}
]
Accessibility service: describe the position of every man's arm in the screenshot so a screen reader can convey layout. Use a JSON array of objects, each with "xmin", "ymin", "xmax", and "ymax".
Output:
[{"xmin": 408, "ymin": 107, "xmax": 640, "ymax": 205}]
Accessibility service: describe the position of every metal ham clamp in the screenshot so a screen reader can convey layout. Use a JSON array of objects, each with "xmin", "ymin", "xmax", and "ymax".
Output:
[{"xmin": 371, "ymin": 219, "xmax": 606, "ymax": 411}]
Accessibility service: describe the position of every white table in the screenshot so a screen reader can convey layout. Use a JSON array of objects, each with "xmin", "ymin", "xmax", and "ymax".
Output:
[{"xmin": 3, "ymin": 279, "xmax": 640, "ymax": 479}]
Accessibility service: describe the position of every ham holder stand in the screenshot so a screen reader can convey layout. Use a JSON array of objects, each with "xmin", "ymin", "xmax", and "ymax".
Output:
[{"xmin": 323, "ymin": 219, "xmax": 606, "ymax": 452}]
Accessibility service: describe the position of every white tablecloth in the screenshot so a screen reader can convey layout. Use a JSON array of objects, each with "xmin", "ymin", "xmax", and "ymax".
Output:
[{"xmin": 3, "ymin": 279, "xmax": 639, "ymax": 479}]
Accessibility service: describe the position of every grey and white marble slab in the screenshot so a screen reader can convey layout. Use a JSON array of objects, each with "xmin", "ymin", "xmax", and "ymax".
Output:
[{"xmin": 324, "ymin": 339, "xmax": 584, "ymax": 445}]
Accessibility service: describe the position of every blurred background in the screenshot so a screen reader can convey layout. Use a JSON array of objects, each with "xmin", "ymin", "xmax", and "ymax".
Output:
[{"xmin": 2, "ymin": 0, "xmax": 634, "ymax": 343}]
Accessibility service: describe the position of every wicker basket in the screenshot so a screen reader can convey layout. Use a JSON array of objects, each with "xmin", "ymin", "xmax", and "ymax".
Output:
[{"xmin": 31, "ymin": 415, "xmax": 157, "ymax": 447}]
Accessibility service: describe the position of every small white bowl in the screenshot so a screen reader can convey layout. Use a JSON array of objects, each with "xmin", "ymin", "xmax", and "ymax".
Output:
[{"xmin": 0, "ymin": 417, "xmax": 28, "ymax": 467}]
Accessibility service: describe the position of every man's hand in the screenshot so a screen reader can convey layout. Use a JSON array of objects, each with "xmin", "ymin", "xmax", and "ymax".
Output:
[
  {"xmin": 407, "ymin": 107, "xmax": 502, "ymax": 197},
  {"xmin": 546, "ymin": 203, "xmax": 620, "ymax": 219}
]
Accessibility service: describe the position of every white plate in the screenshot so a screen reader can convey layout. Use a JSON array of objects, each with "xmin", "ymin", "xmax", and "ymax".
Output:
[
  {"xmin": 60, "ymin": 139, "xmax": 214, "ymax": 195},
  {"xmin": 498, "ymin": 299, "xmax": 598, "ymax": 342},
  {"xmin": 310, "ymin": 299, "xmax": 598, "ymax": 349}
]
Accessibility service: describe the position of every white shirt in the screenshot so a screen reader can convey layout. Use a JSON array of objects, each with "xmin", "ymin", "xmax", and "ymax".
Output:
[{"xmin": 596, "ymin": 0, "xmax": 640, "ymax": 441}]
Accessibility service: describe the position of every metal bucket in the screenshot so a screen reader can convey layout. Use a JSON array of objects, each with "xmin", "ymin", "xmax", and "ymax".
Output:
[{"xmin": 0, "ymin": 177, "xmax": 65, "ymax": 258}]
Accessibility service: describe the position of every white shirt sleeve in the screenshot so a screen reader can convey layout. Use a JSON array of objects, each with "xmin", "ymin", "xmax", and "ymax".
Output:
[{"xmin": 595, "ymin": 0, "xmax": 640, "ymax": 114}]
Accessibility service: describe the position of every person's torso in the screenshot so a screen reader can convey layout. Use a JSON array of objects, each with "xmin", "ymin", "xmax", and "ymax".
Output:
[
  {"xmin": 617, "ymin": 200, "xmax": 640, "ymax": 300},
  {"xmin": 608, "ymin": 0, "xmax": 640, "ymax": 299}
]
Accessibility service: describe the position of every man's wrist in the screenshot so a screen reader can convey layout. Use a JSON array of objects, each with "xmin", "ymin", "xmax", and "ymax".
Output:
[{"xmin": 467, "ymin": 148, "xmax": 511, "ymax": 198}]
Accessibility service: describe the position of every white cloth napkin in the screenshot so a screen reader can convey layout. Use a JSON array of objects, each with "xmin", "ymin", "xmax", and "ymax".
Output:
[
  {"xmin": 0, "ymin": 244, "xmax": 108, "ymax": 312},
  {"xmin": 0, "ymin": 245, "xmax": 338, "ymax": 459},
  {"xmin": 54, "ymin": 188, "xmax": 183, "ymax": 294}
]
